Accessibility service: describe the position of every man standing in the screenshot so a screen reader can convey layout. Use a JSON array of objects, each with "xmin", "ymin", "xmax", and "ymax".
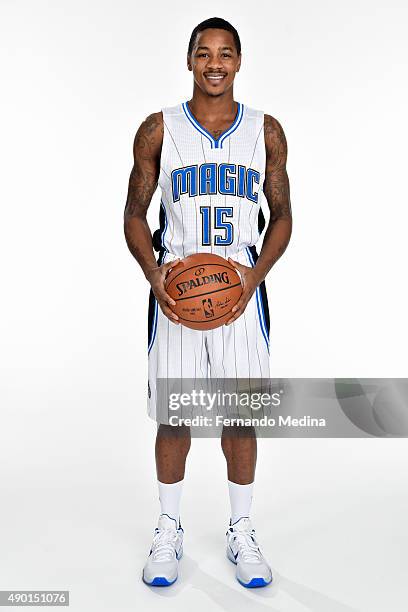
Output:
[{"xmin": 124, "ymin": 17, "xmax": 292, "ymax": 587}]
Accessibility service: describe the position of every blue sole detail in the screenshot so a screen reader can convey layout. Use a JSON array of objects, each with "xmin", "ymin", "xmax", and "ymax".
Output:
[
  {"xmin": 237, "ymin": 576, "xmax": 272, "ymax": 588},
  {"xmin": 228, "ymin": 551, "xmax": 272, "ymax": 588},
  {"xmin": 143, "ymin": 575, "xmax": 177, "ymax": 587}
]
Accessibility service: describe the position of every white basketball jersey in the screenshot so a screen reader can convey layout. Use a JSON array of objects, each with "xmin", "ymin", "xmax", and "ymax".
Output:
[{"xmin": 157, "ymin": 101, "xmax": 266, "ymax": 259}]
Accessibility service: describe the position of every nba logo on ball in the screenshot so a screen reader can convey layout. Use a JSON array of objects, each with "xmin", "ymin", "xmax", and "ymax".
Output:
[{"xmin": 202, "ymin": 298, "xmax": 214, "ymax": 318}]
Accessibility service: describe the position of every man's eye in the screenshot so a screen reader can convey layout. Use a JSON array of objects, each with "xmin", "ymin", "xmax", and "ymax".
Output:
[
  {"xmin": 198, "ymin": 53, "xmax": 208, "ymax": 57},
  {"xmin": 222, "ymin": 54, "xmax": 232, "ymax": 58}
]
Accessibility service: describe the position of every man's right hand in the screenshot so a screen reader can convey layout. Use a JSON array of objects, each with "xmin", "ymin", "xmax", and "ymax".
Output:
[{"xmin": 146, "ymin": 259, "xmax": 182, "ymax": 324}]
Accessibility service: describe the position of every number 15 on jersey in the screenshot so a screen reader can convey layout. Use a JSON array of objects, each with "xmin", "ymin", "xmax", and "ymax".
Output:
[{"xmin": 200, "ymin": 206, "xmax": 234, "ymax": 246}]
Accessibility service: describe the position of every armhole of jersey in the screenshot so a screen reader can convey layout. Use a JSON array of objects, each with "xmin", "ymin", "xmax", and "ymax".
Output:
[
  {"xmin": 258, "ymin": 109, "xmax": 267, "ymax": 242},
  {"xmin": 260, "ymin": 110, "xmax": 266, "ymax": 158},
  {"xmin": 159, "ymin": 108, "xmax": 169, "ymax": 187}
]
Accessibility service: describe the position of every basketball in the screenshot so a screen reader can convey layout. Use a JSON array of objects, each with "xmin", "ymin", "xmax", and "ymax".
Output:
[{"xmin": 165, "ymin": 253, "xmax": 243, "ymax": 330}]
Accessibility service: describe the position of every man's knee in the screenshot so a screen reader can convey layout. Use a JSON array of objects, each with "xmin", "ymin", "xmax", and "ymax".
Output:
[
  {"xmin": 157, "ymin": 423, "xmax": 191, "ymax": 441},
  {"xmin": 221, "ymin": 425, "xmax": 256, "ymax": 440}
]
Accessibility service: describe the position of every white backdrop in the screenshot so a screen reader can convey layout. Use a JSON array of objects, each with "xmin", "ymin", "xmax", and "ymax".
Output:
[{"xmin": 1, "ymin": 1, "xmax": 407, "ymax": 611}]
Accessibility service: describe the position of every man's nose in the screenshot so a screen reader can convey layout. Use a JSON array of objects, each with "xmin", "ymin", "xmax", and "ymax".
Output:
[{"xmin": 206, "ymin": 55, "xmax": 223, "ymax": 70}]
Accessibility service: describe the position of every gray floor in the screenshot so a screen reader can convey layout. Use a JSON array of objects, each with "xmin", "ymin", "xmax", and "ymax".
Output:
[{"xmin": 1, "ymin": 403, "xmax": 407, "ymax": 612}]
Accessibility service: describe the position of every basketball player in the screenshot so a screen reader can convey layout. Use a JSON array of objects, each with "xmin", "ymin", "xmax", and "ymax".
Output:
[{"xmin": 124, "ymin": 17, "xmax": 292, "ymax": 587}]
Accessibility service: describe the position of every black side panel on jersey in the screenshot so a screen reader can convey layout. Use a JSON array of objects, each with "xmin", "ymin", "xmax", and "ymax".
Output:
[
  {"xmin": 147, "ymin": 287, "xmax": 156, "ymax": 349},
  {"xmin": 152, "ymin": 202, "xmax": 166, "ymax": 252},
  {"xmin": 257, "ymin": 207, "xmax": 266, "ymax": 235},
  {"xmin": 147, "ymin": 249, "xmax": 166, "ymax": 349},
  {"xmin": 248, "ymin": 244, "xmax": 270, "ymax": 336}
]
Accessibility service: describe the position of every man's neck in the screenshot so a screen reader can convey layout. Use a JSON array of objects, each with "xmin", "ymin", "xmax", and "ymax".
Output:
[{"xmin": 188, "ymin": 87, "xmax": 237, "ymax": 121}]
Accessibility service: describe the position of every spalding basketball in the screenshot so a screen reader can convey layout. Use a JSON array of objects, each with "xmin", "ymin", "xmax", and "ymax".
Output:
[{"xmin": 165, "ymin": 253, "xmax": 243, "ymax": 330}]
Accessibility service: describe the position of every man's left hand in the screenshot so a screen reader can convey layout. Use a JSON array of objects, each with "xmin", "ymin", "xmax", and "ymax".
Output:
[{"xmin": 225, "ymin": 257, "xmax": 262, "ymax": 325}]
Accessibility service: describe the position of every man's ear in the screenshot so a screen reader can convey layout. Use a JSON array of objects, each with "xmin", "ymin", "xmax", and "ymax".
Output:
[
  {"xmin": 187, "ymin": 55, "xmax": 192, "ymax": 71},
  {"xmin": 236, "ymin": 54, "xmax": 242, "ymax": 73}
]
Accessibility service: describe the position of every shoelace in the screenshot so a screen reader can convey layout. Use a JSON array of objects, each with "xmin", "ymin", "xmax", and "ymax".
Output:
[
  {"xmin": 233, "ymin": 531, "xmax": 262, "ymax": 563},
  {"xmin": 151, "ymin": 528, "xmax": 179, "ymax": 562}
]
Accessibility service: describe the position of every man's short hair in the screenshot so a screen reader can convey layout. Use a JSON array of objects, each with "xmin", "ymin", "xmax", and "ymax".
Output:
[{"xmin": 188, "ymin": 17, "xmax": 241, "ymax": 56}]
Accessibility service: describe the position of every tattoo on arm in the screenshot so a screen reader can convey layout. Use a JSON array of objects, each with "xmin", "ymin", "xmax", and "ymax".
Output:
[
  {"xmin": 252, "ymin": 114, "xmax": 293, "ymax": 274},
  {"xmin": 263, "ymin": 114, "xmax": 292, "ymax": 222},
  {"xmin": 124, "ymin": 112, "xmax": 163, "ymax": 219},
  {"xmin": 123, "ymin": 112, "xmax": 163, "ymax": 273}
]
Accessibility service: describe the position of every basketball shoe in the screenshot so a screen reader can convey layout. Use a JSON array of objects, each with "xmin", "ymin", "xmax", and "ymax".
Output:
[
  {"xmin": 226, "ymin": 517, "xmax": 273, "ymax": 587},
  {"xmin": 142, "ymin": 514, "xmax": 183, "ymax": 586}
]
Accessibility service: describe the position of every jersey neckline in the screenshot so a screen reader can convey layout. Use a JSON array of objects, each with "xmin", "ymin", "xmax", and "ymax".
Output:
[{"xmin": 181, "ymin": 101, "xmax": 244, "ymax": 149}]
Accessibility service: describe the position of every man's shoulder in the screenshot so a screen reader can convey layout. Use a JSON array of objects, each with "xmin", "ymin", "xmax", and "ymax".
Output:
[
  {"xmin": 263, "ymin": 114, "xmax": 288, "ymax": 161},
  {"xmin": 263, "ymin": 113, "xmax": 283, "ymax": 129},
  {"xmin": 263, "ymin": 114, "xmax": 286, "ymax": 142},
  {"xmin": 161, "ymin": 102, "xmax": 184, "ymax": 116},
  {"xmin": 139, "ymin": 111, "xmax": 164, "ymax": 134},
  {"xmin": 139, "ymin": 103, "xmax": 184, "ymax": 132},
  {"xmin": 241, "ymin": 103, "xmax": 263, "ymax": 120},
  {"xmin": 133, "ymin": 111, "xmax": 164, "ymax": 157}
]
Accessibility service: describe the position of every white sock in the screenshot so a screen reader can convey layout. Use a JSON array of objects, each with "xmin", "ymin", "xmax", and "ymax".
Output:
[
  {"xmin": 228, "ymin": 480, "xmax": 254, "ymax": 524},
  {"xmin": 158, "ymin": 480, "xmax": 184, "ymax": 524}
]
